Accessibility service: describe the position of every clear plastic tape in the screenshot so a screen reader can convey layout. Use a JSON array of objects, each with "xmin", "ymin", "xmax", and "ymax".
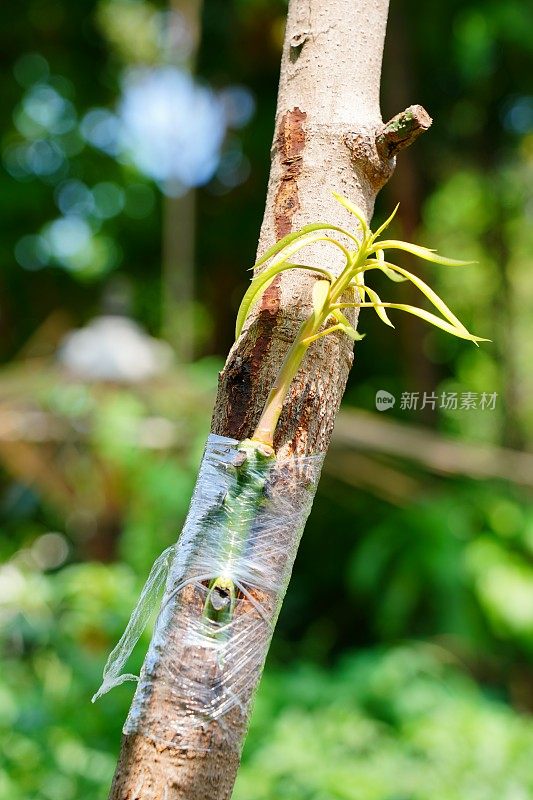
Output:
[{"xmin": 95, "ymin": 434, "xmax": 324, "ymax": 751}]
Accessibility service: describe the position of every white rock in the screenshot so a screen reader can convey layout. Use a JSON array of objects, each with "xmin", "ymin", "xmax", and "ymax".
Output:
[{"xmin": 58, "ymin": 315, "xmax": 173, "ymax": 382}]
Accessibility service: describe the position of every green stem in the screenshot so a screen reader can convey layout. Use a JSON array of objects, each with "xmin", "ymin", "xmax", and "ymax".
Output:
[
  {"xmin": 251, "ymin": 248, "xmax": 367, "ymax": 449},
  {"xmin": 203, "ymin": 441, "xmax": 273, "ymax": 625},
  {"xmin": 251, "ymin": 316, "xmax": 315, "ymax": 449}
]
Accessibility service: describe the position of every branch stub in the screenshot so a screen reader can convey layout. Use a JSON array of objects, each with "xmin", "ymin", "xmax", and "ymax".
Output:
[{"xmin": 376, "ymin": 104, "xmax": 432, "ymax": 160}]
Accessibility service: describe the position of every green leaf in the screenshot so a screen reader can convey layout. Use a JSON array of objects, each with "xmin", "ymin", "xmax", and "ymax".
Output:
[
  {"xmin": 361, "ymin": 285, "xmax": 395, "ymax": 328},
  {"xmin": 237, "ymin": 228, "xmax": 359, "ymax": 337},
  {"xmin": 322, "ymin": 308, "xmax": 366, "ymax": 342},
  {"xmin": 332, "ymin": 192, "xmax": 369, "ymax": 235},
  {"xmin": 379, "ymin": 265, "xmax": 408, "ymax": 282},
  {"xmin": 331, "ymin": 308, "xmax": 365, "ymax": 341},
  {"xmin": 235, "ymin": 258, "xmax": 334, "ymax": 338},
  {"xmin": 235, "ymin": 274, "xmax": 276, "ymax": 338},
  {"xmin": 254, "ymin": 224, "xmax": 358, "ymax": 270},
  {"xmin": 362, "ymin": 261, "xmax": 469, "ymax": 331},
  {"xmin": 331, "ymin": 307, "xmax": 353, "ymax": 328},
  {"xmin": 256, "ymin": 232, "xmax": 352, "ymax": 274},
  {"xmin": 371, "ymin": 203, "xmax": 400, "ymax": 242},
  {"xmin": 312, "ymin": 279, "xmax": 331, "ymax": 319},
  {"xmin": 339, "ymin": 323, "xmax": 365, "ymax": 341},
  {"xmin": 372, "ymin": 239, "xmax": 475, "ymax": 266},
  {"xmin": 353, "ymin": 301, "xmax": 489, "ymax": 343},
  {"xmin": 303, "ymin": 321, "xmax": 364, "ymax": 345}
]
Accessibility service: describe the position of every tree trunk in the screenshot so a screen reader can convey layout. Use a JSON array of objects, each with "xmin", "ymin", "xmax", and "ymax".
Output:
[{"xmin": 108, "ymin": 1, "xmax": 428, "ymax": 797}]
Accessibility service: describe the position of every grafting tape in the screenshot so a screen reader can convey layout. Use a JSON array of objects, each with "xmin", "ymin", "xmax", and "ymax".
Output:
[{"xmin": 94, "ymin": 434, "xmax": 324, "ymax": 751}]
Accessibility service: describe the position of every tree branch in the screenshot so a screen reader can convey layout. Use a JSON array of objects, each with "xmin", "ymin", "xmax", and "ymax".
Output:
[
  {"xmin": 376, "ymin": 104, "xmax": 432, "ymax": 159},
  {"xmin": 344, "ymin": 104, "xmax": 432, "ymax": 192}
]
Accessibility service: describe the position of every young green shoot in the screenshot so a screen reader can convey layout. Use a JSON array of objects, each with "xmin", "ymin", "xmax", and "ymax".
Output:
[{"xmin": 235, "ymin": 193, "xmax": 488, "ymax": 451}]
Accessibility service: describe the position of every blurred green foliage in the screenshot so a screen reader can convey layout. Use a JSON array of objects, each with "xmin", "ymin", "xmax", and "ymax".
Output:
[
  {"xmin": 237, "ymin": 647, "xmax": 533, "ymax": 800},
  {"xmin": 1, "ymin": 0, "xmax": 532, "ymax": 796},
  {"xmin": 2, "ymin": 557, "xmax": 532, "ymax": 800},
  {"xmin": 0, "ymin": 360, "xmax": 218, "ymax": 567},
  {"xmin": 347, "ymin": 487, "xmax": 533, "ymax": 654},
  {"xmin": 0, "ymin": 561, "xmax": 139, "ymax": 800}
]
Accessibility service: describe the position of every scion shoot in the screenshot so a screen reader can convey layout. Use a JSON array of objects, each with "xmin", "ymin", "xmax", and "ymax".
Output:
[{"xmin": 235, "ymin": 193, "xmax": 488, "ymax": 450}]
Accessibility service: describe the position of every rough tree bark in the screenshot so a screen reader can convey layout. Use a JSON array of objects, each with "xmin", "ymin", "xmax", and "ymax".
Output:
[{"xmin": 108, "ymin": 1, "xmax": 430, "ymax": 797}]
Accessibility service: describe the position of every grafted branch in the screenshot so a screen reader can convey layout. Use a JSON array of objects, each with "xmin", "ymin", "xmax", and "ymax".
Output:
[{"xmin": 107, "ymin": 2, "xmax": 433, "ymax": 798}]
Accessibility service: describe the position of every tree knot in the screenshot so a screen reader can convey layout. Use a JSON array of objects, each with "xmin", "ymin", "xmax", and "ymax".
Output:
[{"xmin": 345, "ymin": 104, "xmax": 432, "ymax": 190}]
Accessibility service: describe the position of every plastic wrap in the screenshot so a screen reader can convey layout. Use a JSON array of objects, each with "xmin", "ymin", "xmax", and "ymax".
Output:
[{"xmin": 94, "ymin": 434, "xmax": 324, "ymax": 751}]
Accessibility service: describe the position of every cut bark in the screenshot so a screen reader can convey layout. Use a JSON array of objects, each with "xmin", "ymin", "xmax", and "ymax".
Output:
[{"xmin": 108, "ymin": 1, "xmax": 430, "ymax": 797}]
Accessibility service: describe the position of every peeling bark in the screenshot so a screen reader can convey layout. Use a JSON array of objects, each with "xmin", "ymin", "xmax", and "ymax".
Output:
[
  {"xmin": 274, "ymin": 108, "xmax": 307, "ymax": 238},
  {"xmin": 221, "ymin": 276, "xmax": 282, "ymax": 441},
  {"xmin": 108, "ymin": 1, "xmax": 430, "ymax": 797}
]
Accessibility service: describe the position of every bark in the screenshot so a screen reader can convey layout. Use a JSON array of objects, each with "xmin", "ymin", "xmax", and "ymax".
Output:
[{"xmin": 108, "ymin": 1, "xmax": 429, "ymax": 797}]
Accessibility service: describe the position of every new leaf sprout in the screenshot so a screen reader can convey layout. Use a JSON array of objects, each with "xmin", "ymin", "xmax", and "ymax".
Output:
[{"xmin": 235, "ymin": 192, "xmax": 488, "ymax": 450}]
